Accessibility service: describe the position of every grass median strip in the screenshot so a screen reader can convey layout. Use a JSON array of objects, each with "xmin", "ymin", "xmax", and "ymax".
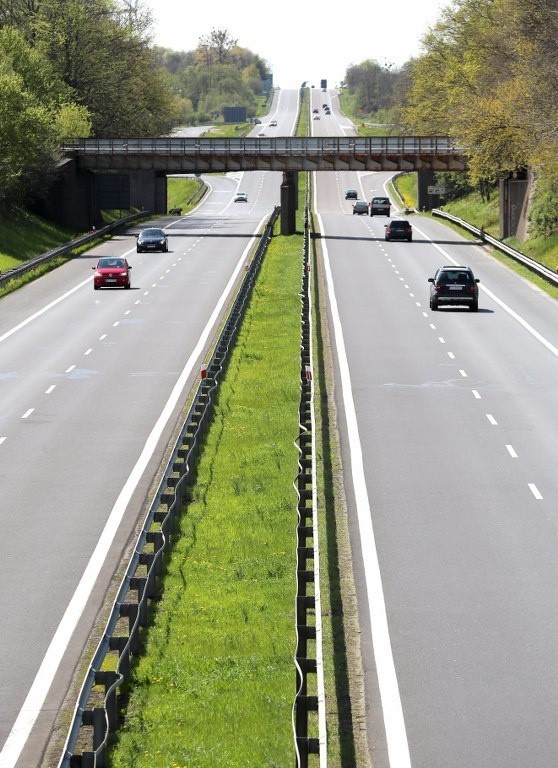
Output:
[{"xmin": 108, "ymin": 230, "xmax": 304, "ymax": 768}]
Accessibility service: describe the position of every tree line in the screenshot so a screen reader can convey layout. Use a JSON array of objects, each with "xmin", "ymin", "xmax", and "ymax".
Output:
[
  {"xmin": 345, "ymin": 0, "xmax": 558, "ymax": 236},
  {"xmin": 0, "ymin": 0, "xmax": 270, "ymax": 208}
]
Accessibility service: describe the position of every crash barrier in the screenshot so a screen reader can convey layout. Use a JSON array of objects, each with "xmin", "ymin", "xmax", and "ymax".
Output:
[
  {"xmin": 432, "ymin": 208, "xmax": 558, "ymax": 287},
  {"xmin": 58, "ymin": 206, "xmax": 281, "ymax": 768},
  {"xmin": 0, "ymin": 212, "xmax": 147, "ymax": 289},
  {"xmin": 293, "ymin": 196, "xmax": 327, "ymax": 768}
]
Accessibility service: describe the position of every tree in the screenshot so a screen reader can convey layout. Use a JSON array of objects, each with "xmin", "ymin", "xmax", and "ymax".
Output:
[{"xmin": 0, "ymin": 26, "xmax": 61, "ymax": 204}]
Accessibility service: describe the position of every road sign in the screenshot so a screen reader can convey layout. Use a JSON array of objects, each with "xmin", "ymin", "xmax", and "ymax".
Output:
[{"xmin": 427, "ymin": 185, "xmax": 446, "ymax": 195}]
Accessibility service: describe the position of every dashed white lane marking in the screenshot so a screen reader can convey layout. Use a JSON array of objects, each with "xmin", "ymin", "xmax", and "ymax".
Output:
[
  {"xmin": 0, "ymin": 437, "xmax": 7, "ymax": 445},
  {"xmin": 45, "ymin": 385, "xmax": 56, "ymax": 395},
  {"xmin": 506, "ymin": 445, "xmax": 518, "ymax": 458},
  {"xmin": 438, "ymin": 337, "xmax": 445, "ymax": 344},
  {"xmin": 21, "ymin": 409, "xmax": 34, "ymax": 419},
  {"xmin": 472, "ymin": 390, "xmax": 481, "ymax": 399},
  {"xmin": 84, "ymin": 348, "xmax": 92, "ymax": 356},
  {"xmin": 65, "ymin": 365, "xmax": 75, "ymax": 373},
  {"xmin": 318, "ymin": 210, "xmax": 412, "ymax": 768},
  {"xmin": 459, "ymin": 369, "xmax": 467, "ymax": 377},
  {"xmin": 529, "ymin": 484, "xmax": 543, "ymax": 500},
  {"xmin": 0, "ymin": 213, "xmax": 269, "ymax": 768},
  {"xmin": 447, "ymin": 352, "xmax": 455, "ymax": 359},
  {"xmin": 486, "ymin": 414, "xmax": 498, "ymax": 425},
  {"xmin": 99, "ymin": 334, "xmax": 107, "ymax": 341}
]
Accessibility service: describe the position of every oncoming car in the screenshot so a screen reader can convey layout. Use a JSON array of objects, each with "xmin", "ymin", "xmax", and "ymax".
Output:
[
  {"xmin": 92, "ymin": 257, "xmax": 131, "ymax": 289},
  {"xmin": 269, "ymin": 120, "xmax": 277, "ymax": 127},
  {"xmin": 428, "ymin": 266, "xmax": 480, "ymax": 311},
  {"xmin": 234, "ymin": 191, "xmax": 248, "ymax": 202},
  {"xmin": 136, "ymin": 227, "xmax": 168, "ymax": 253}
]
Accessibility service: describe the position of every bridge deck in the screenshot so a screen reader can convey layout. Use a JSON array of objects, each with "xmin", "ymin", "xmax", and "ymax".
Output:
[{"xmin": 64, "ymin": 136, "xmax": 467, "ymax": 172}]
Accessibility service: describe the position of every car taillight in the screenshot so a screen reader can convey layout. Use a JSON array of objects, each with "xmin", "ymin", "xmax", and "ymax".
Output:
[
  {"xmin": 434, "ymin": 284, "xmax": 441, "ymax": 292},
  {"xmin": 469, "ymin": 285, "xmax": 476, "ymax": 292}
]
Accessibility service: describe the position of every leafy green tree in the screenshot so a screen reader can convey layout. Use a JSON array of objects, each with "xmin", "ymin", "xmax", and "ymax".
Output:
[{"xmin": 0, "ymin": 25, "xmax": 77, "ymax": 204}]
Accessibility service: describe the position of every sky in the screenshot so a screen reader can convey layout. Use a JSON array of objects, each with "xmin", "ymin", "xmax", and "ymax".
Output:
[{"xmin": 147, "ymin": 0, "xmax": 451, "ymax": 88}]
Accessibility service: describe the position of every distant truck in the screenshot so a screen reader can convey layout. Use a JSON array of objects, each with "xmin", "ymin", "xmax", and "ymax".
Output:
[{"xmin": 320, "ymin": 79, "xmax": 327, "ymax": 90}]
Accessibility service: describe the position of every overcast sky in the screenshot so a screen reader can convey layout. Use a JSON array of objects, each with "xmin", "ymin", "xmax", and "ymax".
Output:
[{"xmin": 148, "ymin": 0, "xmax": 451, "ymax": 88}]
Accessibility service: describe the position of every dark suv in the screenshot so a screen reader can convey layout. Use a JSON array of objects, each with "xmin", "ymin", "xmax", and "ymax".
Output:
[
  {"xmin": 384, "ymin": 219, "xmax": 412, "ymax": 241},
  {"xmin": 370, "ymin": 196, "xmax": 391, "ymax": 216},
  {"xmin": 428, "ymin": 266, "xmax": 480, "ymax": 311}
]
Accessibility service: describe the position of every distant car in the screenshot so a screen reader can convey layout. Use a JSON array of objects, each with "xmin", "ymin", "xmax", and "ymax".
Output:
[
  {"xmin": 234, "ymin": 191, "xmax": 248, "ymax": 202},
  {"xmin": 253, "ymin": 118, "xmax": 261, "ymax": 124},
  {"xmin": 312, "ymin": 108, "xmax": 319, "ymax": 114},
  {"xmin": 370, "ymin": 196, "xmax": 391, "ymax": 216},
  {"xmin": 269, "ymin": 120, "xmax": 277, "ymax": 126},
  {"xmin": 345, "ymin": 189, "xmax": 358, "ymax": 200},
  {"xmin": 258, "ymin": 131, "xmax": 266, "ymax": 137},
  {"xmin": 323, "ymin": 103, "xmax": 328, "ymax": 108},
  {"xmin": 92, "ymin": 257, "xmax": 131, "ymax": 290},
  {"xmin": 136, "ymin": 227, "xmax": 168, "ymax": 252},
  {"xmin": 353, "ymin": 201, "xmax": 369, "ymax": 215},
  {"xmin": 313, "ymin": 115, "xmax": 320, "ymax": 120},
  {"xmin": 384, "ymin": 220, "xmax": 413, "ymax": 241},
  {"xmin": 428, "ymin": 266, "xmax": 479, "ymax": 311}
]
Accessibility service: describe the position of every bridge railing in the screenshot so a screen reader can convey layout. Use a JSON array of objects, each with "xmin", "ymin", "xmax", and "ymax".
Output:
[{"xmin": 64, "ymin": 136, "xmax": 464, "ymax": 157}]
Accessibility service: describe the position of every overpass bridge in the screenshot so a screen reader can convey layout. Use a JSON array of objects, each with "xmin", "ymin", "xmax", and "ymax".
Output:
[
  {"xmin": 53, "ymin": 136, "xmax": 467, "ymax": 233},
  {"xmin": 63, "ymin": 136, "xmax": 468, "ymax": 173}
]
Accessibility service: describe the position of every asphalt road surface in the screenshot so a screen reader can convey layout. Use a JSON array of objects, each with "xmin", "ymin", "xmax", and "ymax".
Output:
[{"xmin": 311, "ymin": 88, "xmax": 558, "ymax": 768}]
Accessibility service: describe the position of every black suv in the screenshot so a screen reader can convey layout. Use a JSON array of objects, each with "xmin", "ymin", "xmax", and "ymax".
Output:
[
  {"xmin": 384, "ymin": 220, "xmax": 412, "ymax": 241},
  {"xmin": 428, "ymin": 266, "xmax": 480, "ymax": 311},
  {"xmin": 370, "ymin": 196, "xmax": 391, "ymax": 216}
]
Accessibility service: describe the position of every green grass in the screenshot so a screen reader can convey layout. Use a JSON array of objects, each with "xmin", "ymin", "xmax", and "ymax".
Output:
[
  {"xmin": 167, "ymin": 177, "xmax": 207, "ymax": 212},
  {"xmin": 107, "ymin": 229, "xmax": 304, "ymax": 768},
  {"xmin": 390, "ymin": 173, "xmax": 417, "ymax": 209},
  {"xmin": 0, "ymin": 207, "xmax": 75, "ymax": 272}
]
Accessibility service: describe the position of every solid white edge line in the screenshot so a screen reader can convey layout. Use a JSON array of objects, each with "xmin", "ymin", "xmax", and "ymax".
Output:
[
  {"xmin": 0, "ymin": 217, "xmax": 267, "ymax": 768},
  {"xmin": 317, "ymin": 209, "xmax": 412, "ymax": 767}
]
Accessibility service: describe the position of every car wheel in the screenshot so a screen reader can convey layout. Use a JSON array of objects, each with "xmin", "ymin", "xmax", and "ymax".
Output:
[
  {"xmin": 94, "ymin": 285, "xmax": 99, "ymax": 290},
  {"xmin": 430, "ymin": 299, "xmax": 438, "ymax": 311},
  {"xmin": 469, "ymin": 302, "xmax": 478, "ymax": 311},
  {"xmin": 136, "ymin": 248, "xmax": 141, "ymax": 253},
  {"xmin": 408, "ymin": 237, "xmax": 412, "ymax": 242}
]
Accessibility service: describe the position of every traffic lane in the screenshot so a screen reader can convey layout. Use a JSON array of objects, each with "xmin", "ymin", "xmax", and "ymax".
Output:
[
  {"xmin": 321, "ymin": 213, "xmax": 558, "ymax": 767},
  {"xmin": 0, "ymin": 211, "xmax": 267, "ymax": 756}
]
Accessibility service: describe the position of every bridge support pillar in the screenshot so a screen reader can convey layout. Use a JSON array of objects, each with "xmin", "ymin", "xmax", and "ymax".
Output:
[
  {"xmin": 417, "ymin": 170, "xmax": 436, "ymax": 211},
  {"xmin": 130, "ymin": 170, "xmax": 167, "ymax": 216},
  {"xmin": 499, "ymin": 170, "xmax": 529, "ymax": 239},
  {"xmin": 280, "ymin": 171, "xmax": 297, "ymax": 235}
]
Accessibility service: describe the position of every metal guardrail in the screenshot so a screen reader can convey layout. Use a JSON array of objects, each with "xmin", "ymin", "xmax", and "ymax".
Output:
[
  {"xmin": 0, "ymin": 212, "xmax": 147, "ymax": 289},
  {"xmin": 58, "ymin": 207, "xmax": 281, "ymax": 768},
  {"xmin": 293, "ymin": 195, "xmax": 327, "ymax": 767},
  {"xmin": 432, "ymin": 208, "xmax": 558, "ymax": 286}
]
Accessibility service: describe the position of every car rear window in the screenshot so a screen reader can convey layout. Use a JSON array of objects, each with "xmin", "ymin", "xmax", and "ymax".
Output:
[{"xmin": 372, "ymin": 198, "xmax": 390, "ymax": 204}]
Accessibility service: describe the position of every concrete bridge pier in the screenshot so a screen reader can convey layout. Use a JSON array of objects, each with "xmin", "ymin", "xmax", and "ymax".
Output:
[{"xmin": 280, "ymin": 171, "xmax": 297, "ymax": 235}]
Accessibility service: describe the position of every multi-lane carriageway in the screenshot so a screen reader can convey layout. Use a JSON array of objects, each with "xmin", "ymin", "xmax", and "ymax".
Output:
[{"xmin": 2, "ymin": 86, "xmax": 558, "ymax": 768}]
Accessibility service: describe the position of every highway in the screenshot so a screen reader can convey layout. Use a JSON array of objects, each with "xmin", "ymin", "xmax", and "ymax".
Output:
[
  {"xmin": 0, "ymin": 88, "xmax": 299, "ymax": 768},
  {"xmin": 311, "ymin": 88, "xmax": 558, "ymax": 767},
  {"xmin": 3, "ymin": 82, "xmax": 558, "ymax": 768}
]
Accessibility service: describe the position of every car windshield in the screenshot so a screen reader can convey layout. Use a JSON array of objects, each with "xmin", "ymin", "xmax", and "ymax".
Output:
[
  {"xmin": 98, "ymin": 258, "xmax": 125, "ymax": 268},
  {"xmin": 141, "ymin": 228, "xmax": 163, "ymax": 237}
]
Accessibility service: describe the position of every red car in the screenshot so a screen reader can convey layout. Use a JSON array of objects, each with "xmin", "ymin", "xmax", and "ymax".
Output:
[{"xmin": 92, "ymin": 257, "xmax": 132, "ymax": 289}]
